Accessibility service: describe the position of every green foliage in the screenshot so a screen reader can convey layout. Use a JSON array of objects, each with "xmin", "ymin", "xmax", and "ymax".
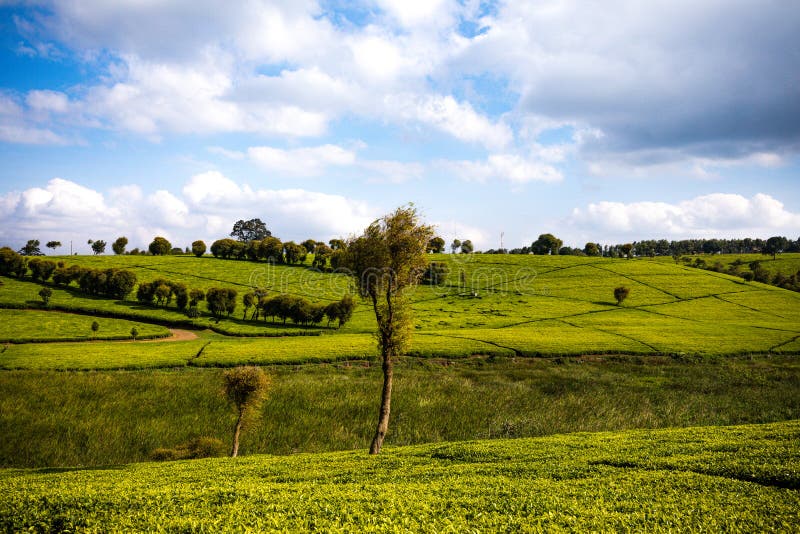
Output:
[
  {"xmin": 427, "ymin": 236, "xmax": 445, "ymax": 253},
  {"xmin": 421, "ymin": 261, "xmax": 449, "ymax": 285},
  {"xmin": 207, "ymin": 287, "xmax": 237, "ymax": 318},
  {"xmin": 614, "ymin": 285, "xmax": 630, "ymax": 305},
  {"xmin": 230, "ymin": 218, "xmax": 270, "ymax": 242},
  {"xmin": 90, "ymin": 240, "xmax": 106, "ymax": 255},
  {"xmin": 531, "ymin": 233, "xmax": 562, "ymax": 255},
  {"xmin": 17, "ymin": 239, "xmax": 43, "ymax": 256},
  {"xmin": 151, "ymin": 437, "xmax": 226, "ymax": 462},
  {"xmin": 37, "ymin": 287, "xmax": 51, "ymax": 305},
  {"xmin": 148, "ymin": 236, "xmax": 171, "ymax": 256},
  {"xmin": 0, "ymin": 420, "xmax": 798, "ymax": 531},
  {"xmin": 191, "ymin": 240, "xmax": 206, "ymax": 257},
  {"xmin": 112, "ymin": 236, "xmax": 128, "ymax": 255}
]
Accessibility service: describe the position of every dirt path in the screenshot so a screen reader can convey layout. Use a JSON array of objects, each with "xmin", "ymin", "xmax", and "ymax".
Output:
[{"xmin": 136, "ymin": 329, "xmax": 199, "ymax": 342}]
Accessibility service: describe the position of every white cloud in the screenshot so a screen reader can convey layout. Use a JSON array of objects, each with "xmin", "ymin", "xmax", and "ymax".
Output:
[
  {"xmin": 444, "ymin": 153, "xmax": 563, "ymax": 184},
  {"xmin": 247, "ymin": 144, "xmax": 356, "ymax": 176},
  {"xmin": 569, "ymin": 193, "xmax": 800, "ymax": 241},
  {"xmin": 375, "ymin": 0, "xmax": 455, "ymax": 29},
  {"xmin": 0, "ymin": 174, "xmax": 378, "ymax": 251},
  {"xmin": 389, "ymin": 94, "xmax": 512, "ymax": 150},
  {"xmin": 26, "ymin": 90, "xmax": 69, "ymax": 113}
]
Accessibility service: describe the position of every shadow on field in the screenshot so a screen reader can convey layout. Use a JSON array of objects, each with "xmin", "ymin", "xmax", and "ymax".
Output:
[{"xmin": 29, "ymin": 465, "xmax": 126, "ymax": 475}]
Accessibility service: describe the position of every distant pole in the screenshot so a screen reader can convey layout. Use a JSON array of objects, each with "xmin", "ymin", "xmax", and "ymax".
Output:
[
  {"xmin": 70, "ymin": 240, "xmax": 73, "ymax": 255},
  {"xmin": 500, "ymin": 232, "xmax": 504, "ymax": 251}
]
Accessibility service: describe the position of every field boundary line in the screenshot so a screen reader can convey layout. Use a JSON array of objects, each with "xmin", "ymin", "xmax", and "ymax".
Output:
[
  {"xmin": 556, "ymin": 318, "xmax": 660, "ymax": 353},
  {"xmin": 768, "ymin": 334, "xmax": 800, "ymax": 352},
  {"xmin": 588, "ymin": 264, "xmax": 682, "ymax": 300},
  {"xmin": 416, "ymin": 332, "xmax": 521, "ymax": 357}
]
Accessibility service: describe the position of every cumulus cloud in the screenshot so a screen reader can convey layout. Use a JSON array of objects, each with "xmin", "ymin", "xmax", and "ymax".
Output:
[
  {"xmin": 247, "ymin": 144, "xmax": 356, "ymax": 176},
  {"xmin": 0, "ymin": 174, "xmax": 378, "ymax": 251},
  {"xmin": 443, "ymin": 153, "xmax": 563, "ymax": 184},
  {"xmin": 569, "ymin": 193, "xmax": 800, "ymax": 241},
  {"xmin": 456, "ymin": 1, "xmax": 800, "ymax": 162}
]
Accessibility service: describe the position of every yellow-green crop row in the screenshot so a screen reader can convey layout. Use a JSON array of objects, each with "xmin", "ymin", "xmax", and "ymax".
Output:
[{"xmin": 1, "ymin": 420, "xmax": 798, "ymax": 532}]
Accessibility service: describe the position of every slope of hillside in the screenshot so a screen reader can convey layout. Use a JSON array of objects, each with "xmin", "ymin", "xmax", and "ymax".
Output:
[
  {"xmin": 1, "ymin": 253, "xmax": 799, "ymax": 369},
  {"xmin": 1, "ymin": 420, "xmax": 798, "ymax": 532}
]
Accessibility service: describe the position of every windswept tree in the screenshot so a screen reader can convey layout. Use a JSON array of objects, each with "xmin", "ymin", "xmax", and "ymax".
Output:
[
  {"xmin": 46, "ymin": 241, "xmax": 62, "ymax": 251},
  {"xmin": 342, "ymin": 205, "xmax": 434, "ymax": 454},
  {"xmin": 451, "ymin": 239, "xmax": 461, "ymax": 254},
  {"xmin": 149, "ymin": 236, "xmax": 172, "ymax": 256},
  {"xmin": 460, "ymin": 240, "xmax": 474, "ymax": 254},
  {"xmin": 91, "ymin": 240, "xmax": 107, "ymax": 255},
  {"xmin": 223, "ymin": 366, "xmax": 270, "ymax": 458},
  {"xmin": 231, "ymin": 218, "xmax": 270, "ymax": 242},
  {"xmin": 192, "ymin": 240, "xmax": 207, "ymax": 257},
  {"xmin": 18, "ymin": 239, "xmax": 43, "ymax": 256},
  {"xmin": 112, "ymin": 237, "xmax": 128, "ymax": 255}
]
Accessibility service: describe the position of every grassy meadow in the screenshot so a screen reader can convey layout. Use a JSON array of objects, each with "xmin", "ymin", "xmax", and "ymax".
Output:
[
  {"xmin": 1, "ymin": 420, "xmax": 797, "ymax": 531},
  {"xmin": 1, "ymin": 355, "xmax": 799, "ymax": 467}
]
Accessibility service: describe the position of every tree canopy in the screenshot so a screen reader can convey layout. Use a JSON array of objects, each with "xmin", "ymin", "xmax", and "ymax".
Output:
[{"xmin": 231, "ymin": 218, "xmax": 271, "ymax": 242}]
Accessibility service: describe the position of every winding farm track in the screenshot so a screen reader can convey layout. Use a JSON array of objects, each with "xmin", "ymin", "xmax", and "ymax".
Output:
[{"xmin": 133, "ymin": 329, "xmax": 199, "ymax": 343}]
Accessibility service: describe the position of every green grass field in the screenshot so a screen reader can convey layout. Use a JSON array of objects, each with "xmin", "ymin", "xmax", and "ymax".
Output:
[
  {"xmin": 2, "ymin": 355, "xmax": 798, "ymax": 467},
  {"xmin": 1, "ymin": 420, "xmax": 797, "ymax": 532},
  {"xmin": 2, "ymin": 253, "xmax": 799, "ymax": 369},
  {"xmin": 0, "ymin": 309, "xmax": 170, "ymax": 343}
]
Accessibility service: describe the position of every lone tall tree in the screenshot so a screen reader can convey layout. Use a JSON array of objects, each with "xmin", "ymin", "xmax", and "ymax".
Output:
[
  {"xmin": 343, "ymin": 205, "xmax": 434, "ymax": 454},
  {"xmin": 231, "ymin": 218, "xmax": 270, "ymax": 242},
  {"xmin": 223, "ymin": 366, "xmax": 270, "ymax": 458}
]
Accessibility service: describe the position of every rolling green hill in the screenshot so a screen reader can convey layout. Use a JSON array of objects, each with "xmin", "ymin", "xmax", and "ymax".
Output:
[
  {"xmin": 1, "ymin": 253, "xmax": 799, "ymax": 370},
  {"xmin": 1, "ymin": 420, "xmax": 798, "ymax": 532}
]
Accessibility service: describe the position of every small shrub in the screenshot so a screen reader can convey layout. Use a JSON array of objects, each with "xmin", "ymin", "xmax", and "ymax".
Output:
[
  {"xmin": 38, "ymin": 287, "xmax": 52, "ymax": 305},
  {"xmin": 150, "ymin": 437, "xmax": 226, "ymax": 462},
  {"xmin": 614, "ymin": 286, "xmax": 630, "ymax": 305}
]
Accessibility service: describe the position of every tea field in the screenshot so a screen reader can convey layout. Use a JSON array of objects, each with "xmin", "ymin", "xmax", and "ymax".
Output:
[
  {"xmin": 2, "ymin": 253, "xmax": 800, "ymax": 370},
  {"xmin": 1, "ymin": 420, "xmax": 797, "ymax": 532}
]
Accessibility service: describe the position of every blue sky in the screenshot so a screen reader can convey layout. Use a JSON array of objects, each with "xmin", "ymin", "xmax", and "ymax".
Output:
[{"xmin": 0, "ymin": 0, "xmax": 798, "ymax": 253}]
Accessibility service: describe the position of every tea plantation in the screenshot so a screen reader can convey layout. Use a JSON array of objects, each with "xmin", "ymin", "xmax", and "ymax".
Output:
[{"xmin": 1, "ymin": 420, "xmax": 797, "ymax": 532}]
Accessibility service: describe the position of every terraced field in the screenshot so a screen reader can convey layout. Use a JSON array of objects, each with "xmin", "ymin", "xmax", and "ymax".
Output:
[{"xmin": 1, "ymin": 420, "xmax": 797, "ymax": 532}]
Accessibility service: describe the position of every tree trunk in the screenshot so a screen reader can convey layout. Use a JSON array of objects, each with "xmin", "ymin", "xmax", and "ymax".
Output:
[
  {"xmin": 369, "ymin": 352, "xmax": 393, "ymax": 454},
  {"xmin": 230, "ymin": 410, "xmax": 243, "ymax": 458}
]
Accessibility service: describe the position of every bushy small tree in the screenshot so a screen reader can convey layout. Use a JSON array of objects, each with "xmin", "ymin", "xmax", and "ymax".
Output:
[
  {"xmin": 192, "ymin": 240, "xmax": 207, "ymax": 257},
  {"xmin": 223, "ymin": 366, "xmax": 270, "ymax": 457},
  {"xmin": 112, "ymin": 237, "xmax": 128, "ymax": 255},
  {"xmin": 149, "ymin": 236, "xmax": 172, "ymax": 256},
  {"xmin": 38, "ymin": 287, "xmax": 52, "ymax": 306},
  {"xmin": 614, "ymin": 286, "xmax": 630, "ymax": 305},
  {"xmin": 91, "ymin": 320, "xmax": 100, "ymax": 336},
  {"xmin": 130, "ymin": 327, "xmax": 139, "ymax": 341}
]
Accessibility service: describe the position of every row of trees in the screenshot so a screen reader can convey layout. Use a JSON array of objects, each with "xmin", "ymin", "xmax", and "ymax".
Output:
[
  {"xmin": 482, "ymin": 235, "xmax": 800, "ymax": 258},
  {"xmin": 686, "ymin": 257, "xmax": 800, "ymax": 293}
]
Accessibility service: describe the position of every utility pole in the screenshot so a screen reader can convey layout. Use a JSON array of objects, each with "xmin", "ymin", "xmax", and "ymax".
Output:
[
  {"xmin": 70, "ymin": 240, "xmax": 73, "ymax": 255},
  {"xmin": 500, "ymin": 232, "xmax": 504, "ymax": 251}
]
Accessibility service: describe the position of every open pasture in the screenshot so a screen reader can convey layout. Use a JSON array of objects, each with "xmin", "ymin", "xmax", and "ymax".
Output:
[{"xmin": 1, "ymin": 420, "xmax": 797, "ymax": 531}]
